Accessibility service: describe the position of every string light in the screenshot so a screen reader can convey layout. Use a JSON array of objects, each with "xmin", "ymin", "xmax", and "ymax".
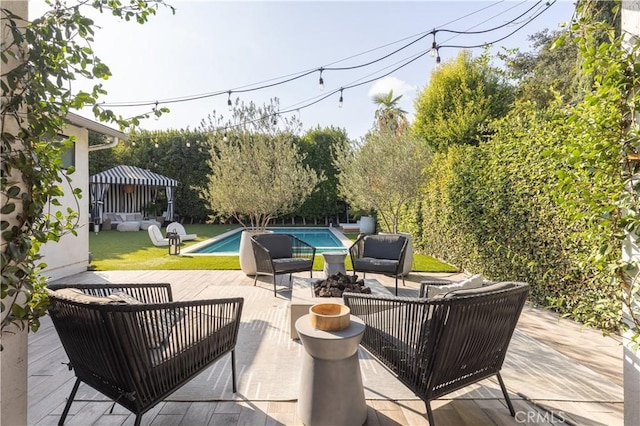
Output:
[
  {"xmin": 186, "ymin": 140, "xmax": 191, "ymax": 147},
  {"xmin": 227, "ymin": 91, "xmax": 233, "ymax": 111},
  {"xmin": 338, "ymin": 88, "xmax": 344, "ymax": 108},
  {"xmin": 94, "ymin": 0, "xmax": 556, "ymax": 128},
  {"xmin": 223, "ymin": 129, "xmax": 228, "ymax": 142},
  {"xmin": 431, "ymin": 32, "xmax": 437, "ymax": 57},
  {"xmin": 318, "ymin": 68, "xmax": 324, "ymax": 91}
]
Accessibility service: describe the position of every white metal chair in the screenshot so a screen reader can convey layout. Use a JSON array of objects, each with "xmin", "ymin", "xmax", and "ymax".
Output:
[{"xmin": 166, "ymin": 222, "xmax": 197, "ymax": 241}]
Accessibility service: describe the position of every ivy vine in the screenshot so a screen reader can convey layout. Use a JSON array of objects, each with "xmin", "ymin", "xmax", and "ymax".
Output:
[{"xmin": 1, "ymin": 1, "xmax": 172, "ymax": 339}]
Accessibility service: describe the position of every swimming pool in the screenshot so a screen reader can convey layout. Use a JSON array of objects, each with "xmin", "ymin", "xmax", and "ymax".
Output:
[{"xmin": 184, "ymin": 227, "xmax": 351, "ymax": 255}]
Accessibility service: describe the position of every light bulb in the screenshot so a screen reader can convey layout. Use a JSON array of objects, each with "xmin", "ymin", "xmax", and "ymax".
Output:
[
  {"xmin": 431, "ymin": 41, "xmax": 437, "ymax": 57},
  {"xmin": 318, "ymin": 68, "xmax": 324, "ymax": 91},
  {"xmin": 154, "ymin": 143, "xmax": 159, "ymax": 148},
  {"xmin": 186, "ymin": 141, "xmax": 191, "ymax": 147},
  {"xmin": 223, "ymin": 132, "xmax": 228, "ymax": 142},
  {"xmin": 227, "ymin": 91, "xmax": 233, "ymax": 111},
  {"xmin": 338, "ymin": 89, "xmax": 344, "ymax": 108},
  {"xmin": 436, "ymin": 55, "xmax": 441, "ymax": 66}
]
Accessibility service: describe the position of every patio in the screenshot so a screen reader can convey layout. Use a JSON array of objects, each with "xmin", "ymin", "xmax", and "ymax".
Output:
[{"xmin": 30, "ymin": 270, "xmax": 624, "ymax": 425}]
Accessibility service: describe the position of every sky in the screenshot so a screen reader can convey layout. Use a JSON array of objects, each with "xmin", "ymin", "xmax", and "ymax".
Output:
[{"xmin": 29, "ymin": 0, "xmax": 577, "ymax": 141}]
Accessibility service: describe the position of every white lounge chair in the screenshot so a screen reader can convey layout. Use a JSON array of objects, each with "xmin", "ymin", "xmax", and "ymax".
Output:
[
  {"xmin": 166, "ymin": 222, "xmax": 197, "ymax": 241},
  {"xmin": 148, "ymin": 225, "xmax": 171, "ymax": 247}
]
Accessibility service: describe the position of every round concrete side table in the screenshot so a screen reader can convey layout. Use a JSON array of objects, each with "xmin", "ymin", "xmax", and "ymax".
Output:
[
  {"xmin": 321, "ymin": 251, "xmax": 347, "ymax": 278},
  {"xmin": 295, "ymin": 314, "xmax": 367, "ymax": 426}
]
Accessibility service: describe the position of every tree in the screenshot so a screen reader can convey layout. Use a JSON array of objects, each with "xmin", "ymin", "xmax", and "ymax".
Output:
[
  {"xmin": 412, "ymin": 50, "xmax": 513, "ymax": 152},
  {"xmin": 335, "ymin": 124, "xmax": 429, "ymax": 233},
  {"xmin": 372, "ymin": 90, "xmax": 408, "ymax": 134},
  {"xmin": 297, "ymin": 126, "xmax": 350, "ymax": 224},
  {"xmin": 1, "ymin": 0, "xmax": 171, "ymax": 336},
  {"xmin": 200, "ymin": 100, "xmax": 321, "ymax": 229},
  {"xmin": 499, "ymin": 29, "xmax": 581, "ymax": 107}
]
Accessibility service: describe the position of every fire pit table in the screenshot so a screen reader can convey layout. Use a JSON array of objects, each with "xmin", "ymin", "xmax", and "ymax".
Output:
[
  {"xmin": 290, "ymin": 276, "xmax": 392, "ymax": 339},
  {"xmin": 295, "ymin": 314, "xmax": 367, "ymax": 426}
]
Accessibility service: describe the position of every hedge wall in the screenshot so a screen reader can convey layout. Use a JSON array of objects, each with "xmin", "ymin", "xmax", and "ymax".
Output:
[{"xmin": 418, "ymin": 100, "xmax": 621, "ymax": 331}]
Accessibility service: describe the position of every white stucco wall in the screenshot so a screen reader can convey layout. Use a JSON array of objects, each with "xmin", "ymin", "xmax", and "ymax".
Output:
[{"xmin": 38, "ymin": 125, "xmax": 90, "ymax": 280}]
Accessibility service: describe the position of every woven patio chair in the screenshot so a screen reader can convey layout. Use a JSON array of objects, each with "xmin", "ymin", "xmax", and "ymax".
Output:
[
  {"xmin": 47, "ymin": 283, "xmax": 243, "ymax": 426},
  {"xmin": 349, "ymin": 233, "xmax": 408, "ymax": 295},
  {"xmin": 343, "ymin": 281, "xmax": 529, "ymax": 426},
  {"xmin": 251, "ymin": 233, "xmax": 316, "ymax": 296}
]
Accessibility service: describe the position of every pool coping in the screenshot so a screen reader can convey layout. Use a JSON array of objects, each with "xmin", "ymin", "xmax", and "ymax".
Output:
[{"xmin": 181, "ymin": 226, "xmax": 353, "ymax": 256}]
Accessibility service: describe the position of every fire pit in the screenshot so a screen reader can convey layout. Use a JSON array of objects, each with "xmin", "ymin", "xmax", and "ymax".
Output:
[
  {"xmin": 291, "ymin": 277, "xmax": 392, "ymax": 339},
  {"xmin": 313, "ymin": 273, "xmax": 372, "ymax": 297}
]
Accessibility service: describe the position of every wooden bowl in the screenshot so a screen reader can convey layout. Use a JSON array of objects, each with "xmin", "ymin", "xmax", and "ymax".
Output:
[{"xmin": 309, "ymin": 303, "xmax": 351, "ymax": 331}]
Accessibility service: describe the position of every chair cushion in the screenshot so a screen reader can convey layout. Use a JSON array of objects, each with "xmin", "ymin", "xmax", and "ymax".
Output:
[
  {"xmin": 53, "ymin": 288, "xmax": 114, "ymax": 304},
  {"xmin": 362, "ymin": 235, "xmax": 405, "ymax": 260},
  {"xmin": 254, "ymin": 234, "xmax": 293, "ymax": 258},
  {"xmin": 353, "ymin": 258, "xmax": 399, "ymax": 273},
  {"xmin": 272, "ymin": 258, "xmax": 313, "ymax": 272},
  {"xmin": 444, "ymin": 281, "xmax": 517, "ymax": 298},
  {"xmin": 425, "ymin": 274, "xmax": 484, "ymax": 298}
]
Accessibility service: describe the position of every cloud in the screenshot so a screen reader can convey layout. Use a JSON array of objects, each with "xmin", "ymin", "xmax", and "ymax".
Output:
[{"xmin": 368, "ymin": 77, "xmax": 416, "ymax": 99}]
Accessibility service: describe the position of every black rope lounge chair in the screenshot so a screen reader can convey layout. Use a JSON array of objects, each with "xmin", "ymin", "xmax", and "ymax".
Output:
[
  {"xmin": 343, "ymin": 281, "xmax": 529, "ymax": 426},
  {"xmin": 251, "ymin": 233, "xmax": 316, "ymax": 296},
  {"xmin": 349, "ymin": 233, "xmax": 408, "ymax": 296},
  {"xmin": 47, "ymin": 283, "xmax": 243, "ymax": 426}
]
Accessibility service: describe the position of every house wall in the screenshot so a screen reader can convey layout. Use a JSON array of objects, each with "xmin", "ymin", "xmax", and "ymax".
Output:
[{"xmin": 39, "ymin": 125, "xmax": 90, "ymax": 280}]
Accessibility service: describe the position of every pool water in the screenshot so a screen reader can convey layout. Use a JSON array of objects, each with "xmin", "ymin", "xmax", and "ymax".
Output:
[{"xmin": 191, "ymin": 227, "xmax": 348, "ymax": 255}]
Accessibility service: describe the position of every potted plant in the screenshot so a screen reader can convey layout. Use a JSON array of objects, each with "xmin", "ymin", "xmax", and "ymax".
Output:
[
  {"xmin": 335, "ymin": 123, "xmax": 427, "ymax": 275},
  {"xmin": 200, "ymin": 100, "xmax": 321, "ymax": 275}
]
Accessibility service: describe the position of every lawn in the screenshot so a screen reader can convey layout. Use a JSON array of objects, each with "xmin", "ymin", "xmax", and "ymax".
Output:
[{"xmin": 90, "ymin": 224, "xmax": 457, "ymax": 272}]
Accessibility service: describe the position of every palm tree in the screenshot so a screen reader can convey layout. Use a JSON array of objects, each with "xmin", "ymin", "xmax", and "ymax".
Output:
[{"xmin": 372, "ymin": 90, "xmax": 408, "ymax": 134}]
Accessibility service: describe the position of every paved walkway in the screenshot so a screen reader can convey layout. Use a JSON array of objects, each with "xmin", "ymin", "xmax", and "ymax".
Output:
[{"xmin": 29, "ymin": 269, "xmax": 623, "ymax": 425}]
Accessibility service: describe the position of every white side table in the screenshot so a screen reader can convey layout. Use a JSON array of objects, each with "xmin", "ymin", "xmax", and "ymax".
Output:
[
  {"xmin": 321, "ymin": 251, "xmax": 347, "ymax": 278},
  {"xmin": 295, "ymin": 314, "xmax": 367, "ymax": 426}
]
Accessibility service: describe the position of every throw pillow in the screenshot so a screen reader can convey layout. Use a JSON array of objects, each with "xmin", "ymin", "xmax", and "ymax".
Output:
[{"xmin": 425, "ymin": 274, "xmax": 484, "ymax": 298}]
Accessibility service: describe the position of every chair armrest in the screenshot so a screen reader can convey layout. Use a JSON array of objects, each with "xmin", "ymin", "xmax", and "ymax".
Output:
[
  {"xmin": 348, "ymin": 234, "xmax": 367, "ymax": 262},
  {"xmin": 141, "ymin": 297, "xmax": 244, "ymax": 365},
  {"xmin": 251, "ymin": 239, "xmax": 275, "ymax": 273},
  {"xmin": 343, "ymin": 293, "xmax": 433, "ymax": 376},
  {"xmin": 48, "ymin": 283, "xmax": 173, "ymax": 303},
  {"xmin": 290, "ymin": 235, "xmax": 316, "ymax": 260}
]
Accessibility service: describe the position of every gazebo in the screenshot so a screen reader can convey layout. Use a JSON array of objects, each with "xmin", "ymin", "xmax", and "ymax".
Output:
[{"xmin": 89, "ymin": 165, "xmax": 178, "ymax": 226}]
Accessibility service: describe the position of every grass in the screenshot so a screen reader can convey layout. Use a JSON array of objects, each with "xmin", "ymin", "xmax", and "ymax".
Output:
[{"xmin": 90, "ymin": 224, "xmax": 457, "ymax": 273}]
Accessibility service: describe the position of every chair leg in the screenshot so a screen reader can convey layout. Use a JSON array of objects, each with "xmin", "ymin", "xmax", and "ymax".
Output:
[
  {"xmin": 273, "ymin": 274, "xmax": 277, "ymax": 297},
  {"xmin": 497, "ymin": 372, "xmax": 516, "ymax": 417},
  {"xmin": 425, "ymin": 401, "xmax": 435, "ymax": 425},
  {"xmin": 134, "ymin": 415, "xmax": 142, "ymax": 426},
  {"xmin": 402, "ymin": 273, "xmax": 406, "ymax": 286},
  {"xmin": 59, "ymin": 378, "xmax": 81, "ymax": 425},
  {"xmin": 253, "ymin": 274, "xmax": 258, "ymax": 286},
  {"xmin": 395, "ymin": 275, "xmax": 399, "ymax": 296},
  {"xmin": 231, "ymin": 349, "xmax": 237, "ymax": 393}
]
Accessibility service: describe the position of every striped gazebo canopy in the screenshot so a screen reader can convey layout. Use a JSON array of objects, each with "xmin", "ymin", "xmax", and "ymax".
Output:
[
  {"xmin": 89, "ymin": 166, "xmax": 178, "ymax": 226},
  {"xmin": 89, "ymin": 165, "xmax": 178, "ymax": 187}
]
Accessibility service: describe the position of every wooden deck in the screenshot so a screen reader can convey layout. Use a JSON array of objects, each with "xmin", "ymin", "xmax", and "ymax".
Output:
[{"xmin": 30, "ymin": 270, "xmax": 624, "ymax": 426}]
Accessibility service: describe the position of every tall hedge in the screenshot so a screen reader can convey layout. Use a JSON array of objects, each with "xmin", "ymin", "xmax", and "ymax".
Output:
[{"xmin": 420, "ymin": 99, "xmax": 620, "ymax": 331}]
